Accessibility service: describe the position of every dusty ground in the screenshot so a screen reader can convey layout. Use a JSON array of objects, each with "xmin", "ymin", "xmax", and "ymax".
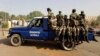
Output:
[{"xmin": 0, "ymin": 30, "xmax": 100, "ymax": 56}]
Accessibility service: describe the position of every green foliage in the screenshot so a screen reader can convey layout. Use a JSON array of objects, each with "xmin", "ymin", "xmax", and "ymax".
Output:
[
  {"xmin": 91, "ymin": 20, "xmax": 99, "ymax": 27},
  {"xmin": 0, "ymin": 11, "xmax": 44, "ymax": 20},
  {"xmin": 17, "ymin": 15, "xmax": 27, "ymax": 20},
  {"xmin": 27, "ymin": 11, "xmax": 44, "ymax": 19},
  {"xmin": 97, "ymin": 15, "xmax": 100, "ymax": 24},
  {"xmin": 97, "ymin": 15, "xmax": 100, "ymax": 20},
  {"xmin": 0, "ymin": 11, "xmax": 9, "ymax": 20},
  {"xmin": 90, "ymin": 15, "xmax": 100, "ymax": 27},
  {"xmin": 11, "ymin": 14, "xmax": 16, "ymax": 20},
  {"xmin": 2, "ymin": 22, "xmax": 8, "ymax": 28}
]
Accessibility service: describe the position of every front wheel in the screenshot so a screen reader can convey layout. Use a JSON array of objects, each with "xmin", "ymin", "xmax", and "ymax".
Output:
[
  {"xmin": 61, "ymin": 38, "xmax": 75, "ymax": 51},
  {"xmin": 10, "ymin": 34, "xmax": 22, "ymax": 46}
]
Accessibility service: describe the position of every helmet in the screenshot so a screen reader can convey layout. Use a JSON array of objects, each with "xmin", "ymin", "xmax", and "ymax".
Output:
[
  {"xmin": 47, "ymin": 8, "xmax": 51, "ymax": 11},
  {"xmin": 72, "ymin": 9, "xmax": 76, "ymax": 13},
  {"xmin": 59, "ymin": 11, "xmax": 62, "ymax": 13},
  {"xmin": 81, "ymin": 11, "xmax": 84, "ymax": 14}
]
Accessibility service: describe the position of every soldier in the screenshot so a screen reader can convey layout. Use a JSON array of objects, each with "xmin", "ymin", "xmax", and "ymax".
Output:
[
  {"xmin": 64, "ymin": 15, "xmax": 72, "ymax": 42},
  {"xmin": 79, "ymin": 11, "xmax": 89, "ymax": 43},
  {"xmin": 47, "ymin": 8, "xmax": 52, "ymax": 19},
  {"xmin": 70, "ymin": 9, "xmax": 79, "ymax": 44},
  {"xmin": 56, "ymin": 11, "xmax": 64, "ymax": 26},
  {"xmin": 64, "ymin": 15, "xmax": 68, "ymax": 26},
  {"xmin": 64, "ymin": 15, "xmax": 68, "ymax": 37},
  {"xmin": 47, "ymin": 8, "xmax": 54, "ymax": 29},
  {"xmin": 49, "ymin": 13, "xmax": 57, "ymax": 31},
  {"xmin": 55, "ymin": 11, "xmax": 64, "ymax": 40}
]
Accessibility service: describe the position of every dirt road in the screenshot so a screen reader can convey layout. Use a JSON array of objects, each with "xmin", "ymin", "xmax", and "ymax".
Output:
[{"xmin": 0, "ymin": 31, "xmax": 100, "ymax": 56}]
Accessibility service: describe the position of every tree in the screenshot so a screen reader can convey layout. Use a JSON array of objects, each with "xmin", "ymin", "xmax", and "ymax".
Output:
[
  {"xmin": 10, "ymin": 14, "xmax": 16, "ymax": 20},
  {"xmin": 0, "ymin": 11, "xmax": 9, "ymax": 20},
  {"xmin": 27, "ymin": 11, "xmax": 44, "ymax": 20},
  {"xmin": 97, "ymin": 15, "xmax": 100, "ymax": 24},
  {"xmin": 17, "ymin": 15, "xmax": 27, "ymax": 20},
  {"xmin": 97, "ymin": 15, "xmax": 100, "ymax": 21},
  {"xmin": 91, "ymin": 20, "xmax": 99, "ymax": 27}
]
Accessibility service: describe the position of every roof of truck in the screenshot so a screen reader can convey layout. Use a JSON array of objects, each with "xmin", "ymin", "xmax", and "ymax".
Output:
[{"xmin": 34, "ymin": 16, "xmax": 48, "ymax": 19}]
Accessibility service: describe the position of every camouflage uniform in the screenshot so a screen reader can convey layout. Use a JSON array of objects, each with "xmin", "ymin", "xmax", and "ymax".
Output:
[
  {"xmin": 47, "ymin": 8, "xmax": 52, "ymax": 20},
  {"xmin": 79, "ymin": 11, "xmax": 89, "ymax": 42},
  {"xmin": 64, "ymin": 15, "xmax": 72, "ymax": 42},
  {"xmin": 47, "ymin": 8, "xmax": 54, "ymax": 29},
  {"xmin": 49, "ymin": 13, "xmax": 57, "ymax": 30},
  {"xmin": 70, "ymin": 9, "xmax": 79, "ymax": 44},
  {"xmin": 47, "ymin": 8, "xmax": 59, "ymax": 40},
  {"xmin": 56, "ymin": 11, "xmax": 64, "ymax": 27},
  {"xmin": 55, "ymin": 11, "xmax": 64, "ymax": 40}
]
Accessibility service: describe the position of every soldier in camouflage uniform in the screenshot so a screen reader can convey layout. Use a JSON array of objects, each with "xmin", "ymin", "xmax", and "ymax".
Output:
[
  {"xmin": 79, "ymin": 11, "xmax": 89, "ymax": 43},
  {"xmin": 55, "ymin": 11, "xmax": 64, "ymax": 40},
  {"xmin": 64, "ymin": 15, "xmax": 72, "ymax": 42},
  {"xmin": 47, "ymin": 8, "xmax": 59, "ymax": 40},
  {"xmin": 49, "ymin": 13, "xmax": 57, "ymax": 31},
  {"xmin": 47, "ymin": 8, "xmax": 54, "ymax": 29},
  {"xmin": 70, "ymin": 9, "xmax": 79, "ymax": 44},
  {"xmin": 47, "ymin": 8, "xmax": 52, "ymax": 20}
]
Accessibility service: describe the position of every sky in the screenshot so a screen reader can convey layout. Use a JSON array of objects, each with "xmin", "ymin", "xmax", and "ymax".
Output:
[{"xmin": 0, "ymin": 0, "xmax": 100, "ymax": 16}]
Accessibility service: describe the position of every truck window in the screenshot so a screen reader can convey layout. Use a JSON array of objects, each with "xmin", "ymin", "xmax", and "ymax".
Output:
[
  {"xmin": 34, "ymin": 19, "xmax": 43, "ymax": 27},
  {"xmin": 30, "ymin": 19, "xmax": 43, "ymax": 27}
]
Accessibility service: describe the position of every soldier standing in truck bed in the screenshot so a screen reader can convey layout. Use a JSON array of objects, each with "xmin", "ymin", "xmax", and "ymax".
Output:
[
  {"xmin": 47, "ymin": 8, "xmax": 54, "ymax": 29},
  {"xmin": 49, "ymin": 13, "xmax": 57, "ymax": 31},
  {"xmin": 79, "ymin": 11, "xmax": 89, "ymax": 43},
  {"xmin": 55, "ymin": 11, "xmax": 64, "ymax": 40},
  {"xmin": 47, "ymin": 8, "xmax": 52, "ymax": 19},
  {"xmin": 47, "ymin": 8, "xmax": 58, "ymax": 30}
]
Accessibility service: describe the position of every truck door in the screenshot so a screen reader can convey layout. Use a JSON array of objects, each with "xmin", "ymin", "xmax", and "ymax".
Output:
[{"xmin": 29, "ymin": 18, "xmax": 48, "ymax": 40}]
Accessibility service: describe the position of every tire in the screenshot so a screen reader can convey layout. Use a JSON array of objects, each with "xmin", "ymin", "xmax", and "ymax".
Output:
[
  {"xmin": 61, "ymin": 38, "xmax": 75, "ymax": 51},
  {"xmin": 10, "ymin": 34, "xmax": 22, "ymax": 46}
]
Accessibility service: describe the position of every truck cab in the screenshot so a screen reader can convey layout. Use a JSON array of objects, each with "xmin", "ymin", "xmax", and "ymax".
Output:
[{"xmin": 8, "ymin": 17, "xmax": 55, "ymax": 40}]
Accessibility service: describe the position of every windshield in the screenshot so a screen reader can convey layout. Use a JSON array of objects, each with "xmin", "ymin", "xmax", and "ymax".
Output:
[
  {"xmin": 27, "ymin": 18, "xmax": 43, "ymax": 28},
  {"xmin": 27, "ymin": 19, "xmax": 36, "ymax": 27}
]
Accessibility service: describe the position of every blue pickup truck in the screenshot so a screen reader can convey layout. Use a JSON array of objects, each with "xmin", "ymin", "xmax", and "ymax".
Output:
[{"xmin": 7, "ymin": 17, "xmax": 94, "ymax": 51}]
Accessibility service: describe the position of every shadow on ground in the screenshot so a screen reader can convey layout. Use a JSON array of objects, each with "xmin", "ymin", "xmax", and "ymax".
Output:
[
  {"xmin": 0, "ymin": 38, "xmax": 11, "ymax": 46},
  {"xmin": 22, "ymin": 41, "xmax": 62, "ymax": 50},
  {"xmin": 0, "ymin": 38, "xmax": 62, "ymax": 50}
]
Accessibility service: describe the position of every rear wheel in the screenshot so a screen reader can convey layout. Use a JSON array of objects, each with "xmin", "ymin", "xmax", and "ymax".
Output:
[
  {"xmin": 10, "ymin": 34, "xmax": 22, "ymax": 46},
  {"xmin": 61, "ymin": 38, "xmax": 75, "ymax": 51}
]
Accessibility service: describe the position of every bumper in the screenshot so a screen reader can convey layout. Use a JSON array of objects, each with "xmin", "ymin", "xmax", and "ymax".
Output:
[{"xmin": 7, "ymin": 34, "xmax": 11, "ymax": 38}]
